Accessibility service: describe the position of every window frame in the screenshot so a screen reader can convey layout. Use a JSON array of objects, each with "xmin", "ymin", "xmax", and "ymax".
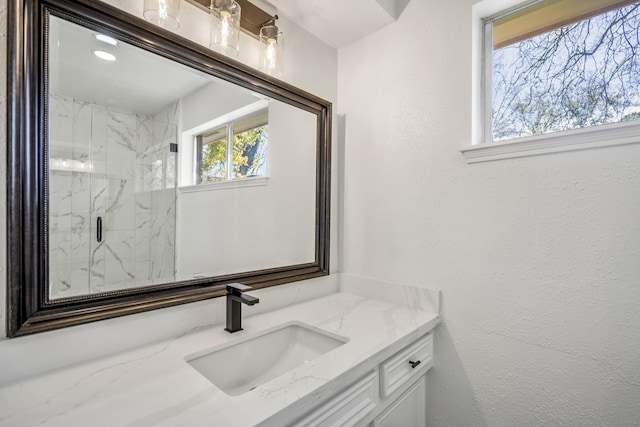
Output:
[
  {"xmin": 195, "ymin": 110, "xmax": 268, "ymax": 184},
  {"xmin": 462, "ymin": 0, "xmax": 640, "ymax": 163},
  {"xmin": 178, "ymin": 99, "xmax": 269, "ymax": 188}
]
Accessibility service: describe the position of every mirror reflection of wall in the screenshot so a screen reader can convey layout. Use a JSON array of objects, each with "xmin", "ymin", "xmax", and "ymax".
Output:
[{"xmin": 176, "ymin": 96, "xmax": 317, "ymax": 280}]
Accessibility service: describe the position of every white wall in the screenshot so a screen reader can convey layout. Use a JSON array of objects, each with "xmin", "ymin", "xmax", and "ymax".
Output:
[
  {"xmin": 0, "ymin": 0, "xmax": 338, "ymax": 384},
  {"xmin": 338, "ymin": 0, "xmax": 640, "ymax": 425}
]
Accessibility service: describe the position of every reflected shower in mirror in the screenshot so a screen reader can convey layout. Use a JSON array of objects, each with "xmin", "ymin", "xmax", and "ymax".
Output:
[{"xmin": 48, "ymin": 16, "xmax": 316, "ymax": 300}]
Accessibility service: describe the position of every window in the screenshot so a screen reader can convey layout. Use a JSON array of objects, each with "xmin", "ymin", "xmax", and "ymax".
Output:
[
  {"xmin": 484, "ymin": 0, "xmax": 640, "ymax": 143},
  {"xmin": 196, "ymin": 109, "xmax": 268, "ymax": 184}
]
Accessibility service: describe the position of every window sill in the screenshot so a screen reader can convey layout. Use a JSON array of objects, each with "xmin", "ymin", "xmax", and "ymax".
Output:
[
  {"xmin": 461, "ymin": 121, "xmax": 640, "ymax": 164},
  {"xmin": 179, "ymin": 176, "xmax": 269, "ymax": 193}
]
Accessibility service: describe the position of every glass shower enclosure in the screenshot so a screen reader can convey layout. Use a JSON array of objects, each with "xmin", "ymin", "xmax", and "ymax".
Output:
[{"xmin": 48, "ymin": 94, "xmax": 178, "ymax": 299}]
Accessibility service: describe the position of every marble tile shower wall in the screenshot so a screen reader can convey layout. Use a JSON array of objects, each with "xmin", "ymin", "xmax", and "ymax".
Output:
[{"xmin": 49, "ymin": 94, "xmax": 177, "ymax": 299}]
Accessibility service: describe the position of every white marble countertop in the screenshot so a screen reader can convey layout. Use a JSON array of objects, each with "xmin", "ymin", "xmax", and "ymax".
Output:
[{"xmin": 0, "ymin": 290, "xmax": 440, "ymax": 427}]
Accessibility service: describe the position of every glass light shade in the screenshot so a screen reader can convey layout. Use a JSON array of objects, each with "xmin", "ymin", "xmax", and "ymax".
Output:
[
  {"xmin": 210, "ymin": 0, "xmax": 241, "ymax": 57},
  {"xmin": 259, "ymin": 25, "xmax": 283, "ymax": 77},
  {"xmin": 143, "ymin": 0, "xmax": 181, "ymax": 30}
]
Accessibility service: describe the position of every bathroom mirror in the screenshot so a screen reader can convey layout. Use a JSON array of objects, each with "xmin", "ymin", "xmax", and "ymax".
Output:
[{"xmin": 7, "ymin": 0, "xmax": 331, "ymax": 337}]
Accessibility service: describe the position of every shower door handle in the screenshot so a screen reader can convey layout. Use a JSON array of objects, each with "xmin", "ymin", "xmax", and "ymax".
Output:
[{"xmin": 97, "ymin": 216, "xmax": 103, "ymax": 242}]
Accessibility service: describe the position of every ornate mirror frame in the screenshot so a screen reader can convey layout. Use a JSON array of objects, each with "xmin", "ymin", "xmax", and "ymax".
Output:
[{"xmin": 6, "ymin": 0, "xmax": 331, "ymax": 337}]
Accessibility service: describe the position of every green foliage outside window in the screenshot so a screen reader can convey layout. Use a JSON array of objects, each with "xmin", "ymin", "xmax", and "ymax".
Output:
[{"xmin": 200, "ymin": 125, "xmax": 268, "ymax": 183}]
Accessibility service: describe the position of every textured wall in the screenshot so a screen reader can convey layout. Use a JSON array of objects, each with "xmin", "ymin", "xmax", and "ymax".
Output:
[{"xmin": 338, "ymin": 0, "xmax": 640, "ymax": 425}]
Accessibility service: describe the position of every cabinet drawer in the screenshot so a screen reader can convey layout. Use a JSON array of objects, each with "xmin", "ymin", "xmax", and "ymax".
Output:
[
  {"xmin": 379, "ymin": 333, "xmax": 432, "ymax": 398},
  {"xmin": 294, "ymin": 371, "xmax": 377, "ymax": 427}
]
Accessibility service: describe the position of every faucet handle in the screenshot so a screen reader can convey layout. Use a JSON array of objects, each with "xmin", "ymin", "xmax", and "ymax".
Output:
[{"xmin": 226, "ymin": 283, "xmax": 252, "ymax": 295}]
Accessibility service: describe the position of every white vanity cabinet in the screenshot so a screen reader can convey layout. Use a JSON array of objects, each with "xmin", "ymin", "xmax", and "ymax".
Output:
[
  {"xmin": 0, "ymin": 290, "xmax": 440, "ymax": 427},
  {"xmin": 371, "ymin": 376, "xmax": 426, "ymax": 427},
  {"xmin": 371, "ymin": 332, "xmax": 432, "ymax": 427},
  {"xmin": 379, "ymin": 333, "xmax": 432, "ymax": 399},
  {"xmin": 294, "ymin": 372, "xmax": 379, "ymax": 426},
  {"xmin": 289, "ymin": 333, "xmax": 433, "ymax": 427}
]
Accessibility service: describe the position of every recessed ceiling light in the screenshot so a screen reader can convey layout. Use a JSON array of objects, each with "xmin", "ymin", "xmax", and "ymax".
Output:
[
  {"xmin": 92, "ymin": 50, "xmax": 117, "ymax": 61},
  {"xmin": 95, "ymin": 34, "xmax": 118, "ymax": 46}
]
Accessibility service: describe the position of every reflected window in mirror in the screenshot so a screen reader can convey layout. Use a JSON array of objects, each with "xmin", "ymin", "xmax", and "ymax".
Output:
[{"xmin": 195, "ymin": 109, "xmax": 269, "ymax": 184}]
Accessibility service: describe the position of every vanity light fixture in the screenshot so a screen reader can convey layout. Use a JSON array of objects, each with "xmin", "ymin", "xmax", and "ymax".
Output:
[
  {"xmin": 209, "ymin": 0, "xmax": 242, "ymax": 56},
  {"xmin": 259, "ymin": 21, "xmax": 283, "ymax": 77},
  {"xmin": 186, "ymin": 0, "xmax": 282, "ymax": 69},
  {"xmin": 92, "ymin": 50, "xmax": 117, "ymax": 61},
  {"xmin": 143, "ymin": 0, "xmax": 182, "ymax": 30}
]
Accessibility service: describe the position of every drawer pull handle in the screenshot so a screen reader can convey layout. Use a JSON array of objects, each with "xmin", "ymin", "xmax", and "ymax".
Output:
[{"xmin": 409, "ymin": 360, "xmax": 421, "ymax": 369}]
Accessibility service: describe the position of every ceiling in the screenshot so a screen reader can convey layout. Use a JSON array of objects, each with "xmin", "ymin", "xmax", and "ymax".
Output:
[
  {"xmin": 49, "ymin": 15, "xmax": 215, "ymax": 115},
  {"xmin": 266, "ymin": 0, "xmax": 412, "ymax": 48},
  {"xmin": 48, "ymin": 0, "xmax": 412, "ymax": 113}
]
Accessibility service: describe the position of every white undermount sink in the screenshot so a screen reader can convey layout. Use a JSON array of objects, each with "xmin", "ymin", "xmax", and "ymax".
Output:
[{"xmin": 185, "ymin": 321, "xmax": 348, "ymax": 396}]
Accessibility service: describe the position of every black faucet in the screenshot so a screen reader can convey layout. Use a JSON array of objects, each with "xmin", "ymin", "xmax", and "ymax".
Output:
[{"xmin": 225, "ymin": 283, "xmax": 259, "ymax": 333}]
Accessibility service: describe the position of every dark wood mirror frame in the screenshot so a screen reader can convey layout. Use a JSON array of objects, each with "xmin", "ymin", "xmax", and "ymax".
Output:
[{"xmin": 6, "ymin": 0, "xmax": 331, "ymax": 338}]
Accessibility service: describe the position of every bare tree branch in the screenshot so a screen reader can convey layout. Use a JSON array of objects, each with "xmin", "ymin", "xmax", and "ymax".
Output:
[{"xmin": 492, "ymin": 2, "xmax": 640, "ymax": 140}]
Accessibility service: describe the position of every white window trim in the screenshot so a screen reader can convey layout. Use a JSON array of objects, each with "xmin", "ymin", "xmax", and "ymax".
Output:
[
  {"xmin": 462, "ymin": 120, "xmax": 640, "ymax": 163},
  {"xmin": 462, "ymin": 0, "xmax": 640, "ymax": 164}
]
